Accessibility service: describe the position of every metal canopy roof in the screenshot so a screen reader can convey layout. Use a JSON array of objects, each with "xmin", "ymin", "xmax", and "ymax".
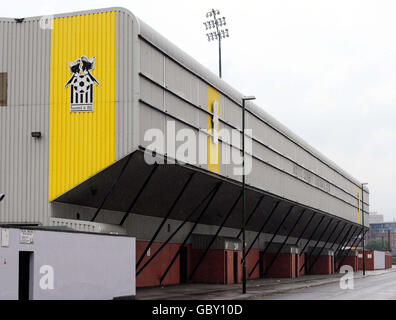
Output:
[{"xmin": 54, "ymin": 151, "xmax": 363, "ymax": 245}]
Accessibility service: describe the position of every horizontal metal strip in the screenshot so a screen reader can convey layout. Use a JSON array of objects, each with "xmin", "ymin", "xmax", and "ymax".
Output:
[
  {"xmin": 138, "ymin": 35, "xmax": 369, "ymax": 194},
  {"xmin": 139, "ymin": 98, "xmax": 367, "ymax": 214},
  {"xmin": 140, "ymin": 72, "xmax": 368, "ymax": 207}
]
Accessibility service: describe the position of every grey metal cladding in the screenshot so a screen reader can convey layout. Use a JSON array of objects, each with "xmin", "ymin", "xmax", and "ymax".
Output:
[
  {"xmin": 0, "ymin": 18, "xmax": 51, "ymax": 224},
  {"xmin": 137, "ymin": 18, "xmax": 369, "ymax": 187},
  {"xmin": 137, "ymin": 17, "xmax": 369, "ymax": 223},
  {"xmin": 115, "ymin": 9, "xmax": 137, "ymax": 161},
  {"xmin": 0, "ymin": 19, "xmax": 50, "ymax": 107},
  {"xmin": 0, "ymin": 7, "xmax": 140, "ymax": 225}
]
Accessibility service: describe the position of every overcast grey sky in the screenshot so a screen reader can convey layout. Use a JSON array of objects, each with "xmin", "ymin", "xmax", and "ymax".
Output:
[{"xmin": 4, "ymin": 0, "xmax": 396, "ymax": 221}]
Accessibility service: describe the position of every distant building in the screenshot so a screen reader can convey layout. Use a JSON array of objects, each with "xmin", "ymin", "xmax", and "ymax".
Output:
[
  {"xmin": 370, "ymin": 222, "xmax": 396, "ymax": 233},
  {"xmin": 368, "ymin": 222, "xmax": 396, "ymax": 253},
  {"xmin": 369, "ymin": 213, "xmax": 384, "ymax": 224}
]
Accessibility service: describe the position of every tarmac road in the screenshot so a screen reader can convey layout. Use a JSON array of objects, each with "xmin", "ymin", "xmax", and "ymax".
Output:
[{"xmin": 264, "ymin": 271, "xmax": 396, "ymax": 300}]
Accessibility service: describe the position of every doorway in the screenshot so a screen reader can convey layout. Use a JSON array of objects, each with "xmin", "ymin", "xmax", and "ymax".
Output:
[
  {"xmin": 259, "ymin": 252, "xmax": 265, "ymax": 278},
  {"xmin": 179, "ymin": 246, "xmax": 188, "ymax": 284},
  {"xmin": 233, "ymin": 252, "xmax": 238, "ymax": 284},
  {"xmin": 18, "ymin": 251, "xmax": 33, "ymax": 300}
]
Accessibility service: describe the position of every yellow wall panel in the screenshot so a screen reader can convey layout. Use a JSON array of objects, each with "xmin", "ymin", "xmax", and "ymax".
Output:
[
  {"xmin": 49, "ymin": 12, "xmax": 116, "ymax": 201},
  {"xmin": 207, "ymin": 86, "xmax": 220, "ymax": 174}
]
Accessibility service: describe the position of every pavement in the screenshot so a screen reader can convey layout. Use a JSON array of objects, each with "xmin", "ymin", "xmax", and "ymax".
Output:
[
  {"xmin": 136, "ymin": 266, "xmax": 396, "ymax": 300},
  {"xmin": 265, "ymin": 266, "xmax": 396, "ymax": 300}
]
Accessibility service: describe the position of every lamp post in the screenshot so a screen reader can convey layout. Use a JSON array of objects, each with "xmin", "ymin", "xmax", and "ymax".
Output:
[
  {"xmin": 242, "ymin": 96, "xmax": 255, "ymax": 294},
  {"xmin": 361, "ymin": 183, "xmax": 368, "ymax": 276},
  {"xmin": 203, "ymin": 9, "xmax": 229, "ymax": 78}
]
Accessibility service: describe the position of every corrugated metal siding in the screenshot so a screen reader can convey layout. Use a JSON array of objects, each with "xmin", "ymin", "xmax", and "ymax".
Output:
[
  {"xmin": 115, "ymin": 9, "xmax": 137, "ymax": 160},
  {"xmin": 0, "ymin": 20, "xmax": 51, "ymax": 107},
  {"xmin": 0, "ymin": 18, "xmax": 51, "ymax": 224},
  {"xmin": 0, "ymin": 8, "xmax": 141, "ymax": 225},
  {"xmin": 138, "ymin": 32, "xmax": 369, "ymax": 224},
  {"xmin": 48, "ymin": 12, "xmax": 117, "ymax": 201},
  {"xmin": 139, "ymin": 19, "xmax": 368, "ymax": 198}
]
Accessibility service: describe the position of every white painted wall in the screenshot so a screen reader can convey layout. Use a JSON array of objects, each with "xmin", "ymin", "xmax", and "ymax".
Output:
[
  {"xmin": 0, "ymin": 227, "xmax": 135, "ymax": 300},
  {"xmin": 374, "ymin": 251, "xmax": 385, "ymax": 270}
]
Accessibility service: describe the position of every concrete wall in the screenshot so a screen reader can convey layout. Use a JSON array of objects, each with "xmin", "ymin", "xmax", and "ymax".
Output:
[{"xmin": 0, "ymin": 227, "xmax": 135, "ymax": 300}]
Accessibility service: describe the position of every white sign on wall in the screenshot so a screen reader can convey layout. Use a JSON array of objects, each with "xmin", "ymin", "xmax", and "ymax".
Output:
[
  {"xmin": 212, "ymin": 100, "xmax": 219, "ymax": 144},
  {"xmin": 20, "ymin": 230, "xmax": 34, "ymax": 244},
  {"xmin": 1, "ymin": 229, "xmax": 9, "ymax": 247}
]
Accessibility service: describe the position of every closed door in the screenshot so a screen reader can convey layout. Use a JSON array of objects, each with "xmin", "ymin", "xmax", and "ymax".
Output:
[
  {"xmin": 225, "ymin": 252, "xmax": 228, "ymax": 284},
  {"xmin": 179, "ymin": 246, "xmax": 188, "ymax": 283},
  {"xmin": 233, "ymin": 252, "xmax": 238, "ymax": 284},
  {"xmin": 18, "ymin": 251, "xmax": 33, "ymax": 300},
  {"xmin": 259, "ymin": 252, "xmax": 265, "ymax": 278}
]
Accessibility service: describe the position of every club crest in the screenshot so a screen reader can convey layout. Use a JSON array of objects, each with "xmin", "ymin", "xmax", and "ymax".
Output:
[{"xmin": 65, "ymin": 56, "xmax": 99, "ymax": 112}]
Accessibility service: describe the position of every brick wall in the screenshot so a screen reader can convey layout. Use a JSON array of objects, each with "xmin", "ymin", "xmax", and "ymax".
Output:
[
  {"xmin": 136, "ymin": 241, "xmax": 186, "ymax": 287},
  {"xmin": 357, "ymin": 250, "xmax": 375, "ymax": 270},
  {"xmin": 307, "ymin": 255, "xmax": 333, "ymax": 275},
  {"xmin": 336, "ymin": 255, "xmax": 358, "ymax": 272}
]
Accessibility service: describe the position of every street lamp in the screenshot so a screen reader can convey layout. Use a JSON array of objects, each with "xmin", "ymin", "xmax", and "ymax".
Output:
[
  {"xmin": 203, "ymin": 9, "xmax": 229, "ymax": 78},
  {"xmin": 361, "ymin": 183, "xmax": 368, "ymax": 276},
  {"xmin": 0, "ymin": 194, "xmax": 4, "ymax": 202},
  {"xmin": 242, "ymin": 96, "xmax": 255, "ymax": 294}
]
